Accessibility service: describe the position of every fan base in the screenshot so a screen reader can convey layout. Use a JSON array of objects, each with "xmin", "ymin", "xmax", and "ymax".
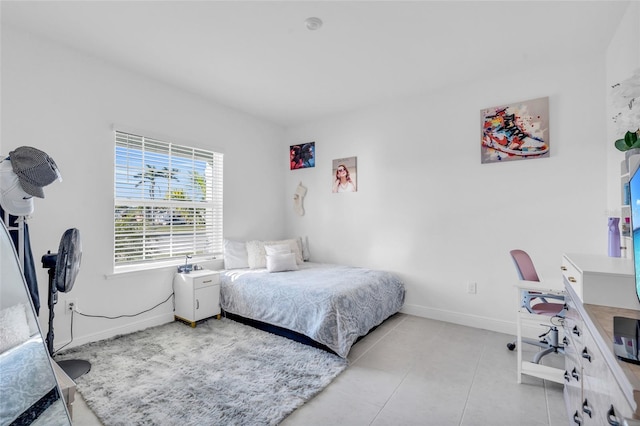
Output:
[{"xmin": 57, "ymin": 359, "xmax": 91, "ymax": 380}]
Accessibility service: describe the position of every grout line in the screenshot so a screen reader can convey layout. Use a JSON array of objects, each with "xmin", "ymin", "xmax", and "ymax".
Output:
[
  {"xmin": 543, "ymin": 379, "xmax": 564, "ymax": 425},
  {"xmin": 457, "ymin": 332, "xmax": 487, "ymax": 426},
  {"xmin": 350, "ymin": 314, "xmax": 408, "ymax": 365},
  {"xmin": 366, "ymin": 315, "xmax": 415, "ymax": 426},
  {"xmin": 544, "ymin": 380, "xmax": 553, "ymax": 425},
  {"xmin": 368, "ymin": 366, "xmax": 413, "ymax": 426}
]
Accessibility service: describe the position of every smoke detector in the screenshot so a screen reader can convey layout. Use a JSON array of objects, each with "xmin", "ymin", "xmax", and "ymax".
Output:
[{"xmin": 304, "ymin": 17, "xmax": 323, "ymax": 31}]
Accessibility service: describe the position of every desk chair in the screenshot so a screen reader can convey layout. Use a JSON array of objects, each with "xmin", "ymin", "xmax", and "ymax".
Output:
[{"xmin": 508, "ymin": 249, "xmax": 565, "ymax": 364}]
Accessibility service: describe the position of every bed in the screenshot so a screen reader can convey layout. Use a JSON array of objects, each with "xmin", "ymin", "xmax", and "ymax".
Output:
[
  {"xmin": 0, "ymin": 335, "xmax": 62, "ymax": 425},
  {"xmin": 219, "ymin": 260, "xmax": 405, "ymax": 358}
]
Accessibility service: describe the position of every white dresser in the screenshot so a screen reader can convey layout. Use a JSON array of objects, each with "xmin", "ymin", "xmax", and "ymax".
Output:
[
  {"xmin": 561, "ymin": 253, "xmax": 640, "ymax": 425},
  {"xmin": 174, "ymin": 270, "xmax": 221, "ymax": 327}
]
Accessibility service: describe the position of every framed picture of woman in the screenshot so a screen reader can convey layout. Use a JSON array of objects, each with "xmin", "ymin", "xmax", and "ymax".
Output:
[{"xmin": 332, "ymin": 157, "xmax": 357, "ymax": 193}]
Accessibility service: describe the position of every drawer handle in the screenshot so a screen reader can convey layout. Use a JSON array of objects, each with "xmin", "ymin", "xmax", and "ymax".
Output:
[
  {"xmin": 561, "ymin": 266, "xmax": 567, "ymax": 271},
  {"xmin": 572, "ymin": 325, "xmax": 581, "ymax": 337},
  {"xmin": 571, "ymin": 367, "xmax": 580, "ymax": 381},
  {"xmin": 196, "ymin": 299, "xmax": 200, "ymax": 310},
  {"xmin": 202, "ymin": 279, "xmax": 213, "ymax": 284},
  {"xmin": 563, "ymin": 336, "xmax": 570, "ymax": 347},
  {"xmin": 582, "ymin": 399, "xmax": 592, "ymax": 418},
  {"xmin": 607, "ymin": 405, "xmax": 620, "ymax": 426},
  {"xmin": 573, "ymin": 410, "xmax": 582, "ymax": 425},
  {"xmin": 581, "ymin": 348, "xmax": 591, "ymax": 362},
  {"xmin": 564, "ymin": 370, "xmax": 570, "ymax": 382},
  {"xmin": 568, "ymin": 277, "xmax": 577, "ymax": 283}
]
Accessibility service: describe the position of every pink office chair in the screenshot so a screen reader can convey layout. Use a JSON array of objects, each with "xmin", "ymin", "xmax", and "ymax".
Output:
[{"xmin": 507, "ymin": 249, "xmax": 565, "ymax": 363}]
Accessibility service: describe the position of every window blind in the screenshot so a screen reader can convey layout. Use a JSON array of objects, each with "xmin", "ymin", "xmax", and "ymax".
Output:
[{"xmin": 114, "ymin": 130, "xmax": 223, "ymax": 269}]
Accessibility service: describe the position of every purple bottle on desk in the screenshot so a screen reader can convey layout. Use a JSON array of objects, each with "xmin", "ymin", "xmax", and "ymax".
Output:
[{"xmin": 608, "ymin": 217, "xmax": 621, "ymax": 257}]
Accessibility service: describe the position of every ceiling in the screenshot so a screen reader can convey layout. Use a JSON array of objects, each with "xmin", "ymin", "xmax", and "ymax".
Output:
[{"xmin": 1, "ymin": 1, "xmax": 630, "ymax": 127}]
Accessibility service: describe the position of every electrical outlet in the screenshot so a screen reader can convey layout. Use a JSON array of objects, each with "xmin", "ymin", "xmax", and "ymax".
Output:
[
  {"xmin": 65, "ymin": 300, "xmax": 76, "ymax": 314},
  {"xmin": 467, "ymin": 282, "xmax": 477, "ymax": 294}
]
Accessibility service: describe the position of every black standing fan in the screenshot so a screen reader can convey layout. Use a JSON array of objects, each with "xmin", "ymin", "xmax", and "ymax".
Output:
[{"xmin": 42, "ymin": 228, "xmax": 90, "ymax": 380}]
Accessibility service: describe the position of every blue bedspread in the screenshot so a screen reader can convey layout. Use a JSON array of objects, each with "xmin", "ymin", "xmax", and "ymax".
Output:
[
  {"xmin": 0, "ymin": 336, "xmax": 59, "ymax": 425},
  {"xmin": 220, "ymin": 263, "xmax": 405, "ymax": 357}
]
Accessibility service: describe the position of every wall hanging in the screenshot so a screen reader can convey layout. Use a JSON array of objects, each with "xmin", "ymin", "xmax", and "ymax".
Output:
[
  {"xmin": 293, "ymin": 182, "xmax": 307, "ymax": 216},
  {"xmin": 480, "ymin": 96, "xmax": 549, "ymax": 164},
  {"xmin": 332, "ymin": 157, "xmax": 357, "ymax": 193},
  {"xmin": 290, "ymin": 142, "xmax": 315, "ymax": 170},
  {"xmin": 611, "ymin": 68, "xmax": 640, "ymax": 136}
]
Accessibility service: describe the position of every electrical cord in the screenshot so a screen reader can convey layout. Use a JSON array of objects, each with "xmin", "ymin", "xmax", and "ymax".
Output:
[
  {"xmin": 52, "ymin": 310, "xmax": 75, "ymax": 356},
  {"xmin": 550, "ymin": 315, "xmax": 564, "ymax": 327},
  {"xmin": 53, "ymin": 292, "xmax": 174, "ymax": 355},
  {"xmin": 75, "ymin": 292, "xmax": 175, "ymax": 320}
]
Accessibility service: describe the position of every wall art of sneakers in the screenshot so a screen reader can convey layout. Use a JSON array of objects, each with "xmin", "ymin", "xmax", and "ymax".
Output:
[{"xmin": 480, "ymin": 96, "xmax": 549, "ymax": 164}]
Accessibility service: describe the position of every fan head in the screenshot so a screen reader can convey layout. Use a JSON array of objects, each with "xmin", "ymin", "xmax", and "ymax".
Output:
[{"xmin": 54, "ymin": 228, "xmax": 82, "ymax": 292}]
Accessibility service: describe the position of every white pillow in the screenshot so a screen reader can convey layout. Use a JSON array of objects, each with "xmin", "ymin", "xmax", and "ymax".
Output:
[
  {"xmin": 223, "ymin": 239, "xmax": 249, "ymax": 269},
  {"xmin": 0, "ymin": 304, "xmax": 31, "ymax": 353},
  {"xmin": 278, "ymin": 239, "xmax": 303, "ymax": 265},
  {"xmin": 246, "ymin": 240, "xmax": 266, "ymax": 269},
  {"xmin": 266, "ymin": 253, "xmax": 299, "ymax": 272},
  {"xmin": 265, "ymin": 243, "xmax": 291, "ymax": 256},
  {"xmin": 247, "ymin": 239, "xmax": 304, "ymax": 269}
]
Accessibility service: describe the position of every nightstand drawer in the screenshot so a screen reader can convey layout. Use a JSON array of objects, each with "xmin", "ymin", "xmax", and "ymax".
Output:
[{"xmin": 193, "ymin": 274, "xmax": 219, "ymax": 289}]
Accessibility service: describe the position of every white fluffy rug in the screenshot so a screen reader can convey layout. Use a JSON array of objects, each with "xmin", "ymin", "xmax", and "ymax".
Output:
[{"xmin": 56, "ymin": 318, "xmax": 348, "ymax": 425}]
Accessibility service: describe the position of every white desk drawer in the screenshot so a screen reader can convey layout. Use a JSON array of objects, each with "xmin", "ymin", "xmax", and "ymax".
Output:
[
  {"xmin": 562, "ymin": 254, "xmax": 638, "ymax": 310},
  {"xmin": 561, "ymin": 257, "xmax": 582, "ymax": 301}
]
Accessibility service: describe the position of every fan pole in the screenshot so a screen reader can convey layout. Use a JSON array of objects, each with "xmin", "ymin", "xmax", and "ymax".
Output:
[{"xmin": 45, "ymin": 267, "xmax": 57, "ymax": 357}]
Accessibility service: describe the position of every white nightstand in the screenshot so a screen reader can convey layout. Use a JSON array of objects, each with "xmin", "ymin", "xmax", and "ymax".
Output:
[{"xmin": 173, "ymin": 270, "xmax": 221, "ymax": 327}]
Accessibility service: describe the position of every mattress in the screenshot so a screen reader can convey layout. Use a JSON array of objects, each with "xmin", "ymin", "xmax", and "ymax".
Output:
[
  {"xmin": 0, "ymin": 335, "xmax": 59, "ymax": 425},
  {"xmin": 220, "ymin": 262, "xmax": 405, "ymax": 357}
]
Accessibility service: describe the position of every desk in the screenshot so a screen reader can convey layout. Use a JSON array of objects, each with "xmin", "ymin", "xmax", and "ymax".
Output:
[
  {"xmin": 561, "ymin": 253, "xmax": 640, "ymax": 424},
  {"xmin": 514, "ymin": 279, "xmax": 565, "ymax": 384},
  {"xmin": 561, "ymin": 253, "xmax": 636, "ymax": 310}
]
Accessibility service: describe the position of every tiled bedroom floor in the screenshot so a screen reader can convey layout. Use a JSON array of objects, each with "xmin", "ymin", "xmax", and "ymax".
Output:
[{"xmin": 72, "ymin": 314, "xmax": 567, "ymax": 425}]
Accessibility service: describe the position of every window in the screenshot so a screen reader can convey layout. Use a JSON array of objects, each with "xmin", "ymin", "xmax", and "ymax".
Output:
[{"xmin": 114, "ymin": 130, "xmax": 223, "ymax": 270}]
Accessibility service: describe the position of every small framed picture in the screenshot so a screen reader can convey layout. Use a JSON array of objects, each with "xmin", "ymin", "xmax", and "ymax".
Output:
[
  {"xmin": 332, "ymin": 157, "xmax": 357, "ymax": 193},
  {"xmin": 290, "ymin": 142, "xmax": 315, "ymax": 169}
]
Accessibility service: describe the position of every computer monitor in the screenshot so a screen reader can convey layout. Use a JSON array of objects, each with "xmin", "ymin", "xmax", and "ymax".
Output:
[
  {"xmin": 614, "ymin": 158, "xmax": 640, "ymax": 364},
  {"xmin": 627, "ymin": 156, "xmax": 640, "ymax": 302}
]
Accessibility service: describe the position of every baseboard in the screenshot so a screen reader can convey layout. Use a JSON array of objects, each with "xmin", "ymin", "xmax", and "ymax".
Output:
[
  {"xmin": 400, "ymin": 304, "xmax": 516, "ymax": 336},
  {"xmin": 57, "ymin": 312, "xmax": 175, "ymax": 351},
  {"xmin": 61, "ymin": 307, "xmax": 529, "ymax": 351}
]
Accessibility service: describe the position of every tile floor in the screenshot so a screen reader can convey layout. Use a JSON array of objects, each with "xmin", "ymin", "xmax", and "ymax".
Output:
[{"xmin": 71, "ymin": 314, "xmax": 567, "ymax": 425}]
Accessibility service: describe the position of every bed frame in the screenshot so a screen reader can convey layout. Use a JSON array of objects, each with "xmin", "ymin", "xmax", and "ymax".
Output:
[
  {"xmin": 221, "ymin": 310, "xmax": 338, "ymax": 355},
  {"xmin": 222, "ymin": 309, "xmax": 395, "ymax": 357}
]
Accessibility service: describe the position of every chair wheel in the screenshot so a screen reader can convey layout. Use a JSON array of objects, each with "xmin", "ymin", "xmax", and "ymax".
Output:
[{"xmin": 507, "ymin": 343, "xmax": 516, "ymax": 351}]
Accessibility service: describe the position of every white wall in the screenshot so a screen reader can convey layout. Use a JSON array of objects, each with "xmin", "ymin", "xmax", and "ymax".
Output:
[
  {"xmin": 284, "ymin": 57, "xmax": 609, "ymax": 334},
  {"xmin": 1, "ymin": 26, "xmax": 286, "ymax": 347}
]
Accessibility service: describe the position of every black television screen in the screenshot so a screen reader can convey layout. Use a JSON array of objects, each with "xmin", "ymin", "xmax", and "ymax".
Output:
[{"xmin": 629, "ymin": 160, "xmax": 640, "ymax": 302}]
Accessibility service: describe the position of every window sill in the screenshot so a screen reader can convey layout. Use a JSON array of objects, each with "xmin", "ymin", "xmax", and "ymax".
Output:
[{"xmin": 105, "ymin": 256, "xmax": 221, "ymax": 280}]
